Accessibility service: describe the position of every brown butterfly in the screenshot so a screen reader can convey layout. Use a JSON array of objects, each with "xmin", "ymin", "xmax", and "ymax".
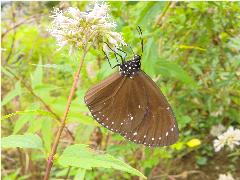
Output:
[{"xmin": 84, "ymin": 27, "xmax": 178, "ymax": 147}]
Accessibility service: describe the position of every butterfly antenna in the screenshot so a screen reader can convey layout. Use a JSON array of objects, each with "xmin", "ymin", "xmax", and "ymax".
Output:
[
  {"xmin": 137, "ymin": 26, "xmax": 143, "ymax": 56},
  {"xmin": 104, "ymin": 42, "xmax": 124, "ymax": 63}
]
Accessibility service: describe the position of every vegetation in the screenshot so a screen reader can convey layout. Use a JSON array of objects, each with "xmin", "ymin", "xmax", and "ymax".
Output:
[{"xmin": 1, "ymin": 2, "xmax": 240, "ymax": 180}]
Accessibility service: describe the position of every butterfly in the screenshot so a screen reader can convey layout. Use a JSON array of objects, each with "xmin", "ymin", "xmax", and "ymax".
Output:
[{"xmin": 84, "ymin": 27, "xmax": 178, "ymax": 147}]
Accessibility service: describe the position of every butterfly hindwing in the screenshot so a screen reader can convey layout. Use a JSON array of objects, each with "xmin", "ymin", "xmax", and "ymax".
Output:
[{"xmin": 85, "ymin": 70, "xmax": 178, "ymax": 147}]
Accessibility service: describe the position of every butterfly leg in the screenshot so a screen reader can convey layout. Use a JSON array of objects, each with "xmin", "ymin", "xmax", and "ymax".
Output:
[
  {"xmin": 116, "ymin": 47, "xmax": 127, "ymax": 60},
  {"xmin": 102, "ymin": 49, "xmax": 120, "ymax": 69},
  {"xmin": 104, "ymin": 42, "xmax": 125, "ymax": 64}
]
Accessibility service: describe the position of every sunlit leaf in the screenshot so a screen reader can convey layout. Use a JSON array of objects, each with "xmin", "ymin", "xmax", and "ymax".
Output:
[
  {"xmin": 31, "ymin": 58, "xmax": 43, "ymax": 89},
  {"xmin": 58, "ymin": 144, "xmax": 146, "ymax": 179},
  {"xmin": 2, "ymin": 81, "xmax": 21, "ymax": 106},
  {"xmin": 1, "ymin": 134, "xmax": 43, "ymax": 150},
  {"xmin": 157, "ymin": 61, "xmax": 197, "ymax": 87},
  {"xmin": 41, "ymin": 118, "xmax": 53, "ymax": 153},
  {"xmin": 74, "ymin": 168, "xmax": 86, "ymax": 180}
]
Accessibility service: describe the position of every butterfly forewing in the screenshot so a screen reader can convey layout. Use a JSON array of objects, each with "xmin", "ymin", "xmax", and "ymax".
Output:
[{"xmin": 85, "ymin": 72, "xmax": 146, "ymax": 135}]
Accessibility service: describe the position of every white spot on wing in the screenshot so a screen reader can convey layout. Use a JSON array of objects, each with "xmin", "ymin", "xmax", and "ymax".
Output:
[
  {"xmin": 133, "ymin": 132, "xmax": 137, "ymax": 136},
  {"xmin": 166, "ymin": 132, "xmax": 169, "ymax": 136}
]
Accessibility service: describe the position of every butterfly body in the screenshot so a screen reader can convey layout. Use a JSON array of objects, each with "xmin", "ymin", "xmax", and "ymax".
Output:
[{"xmin": 119, "ymin": 55, "xmax": 141, "ymax": 77}]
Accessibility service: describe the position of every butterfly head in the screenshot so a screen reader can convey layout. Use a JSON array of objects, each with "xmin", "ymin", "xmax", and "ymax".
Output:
[{"xmin": 119, "ymin": 54, "xmax": 141, "ymax": 77}]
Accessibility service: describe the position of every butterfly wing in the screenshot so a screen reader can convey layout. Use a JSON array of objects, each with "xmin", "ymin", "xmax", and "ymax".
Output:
[
  {"xmin": 84, "ymin": 70, "xmax": 178, "ymax": 147},
  {"xmin": 126, "ymin": 71, "xmax": 179, "ymax": 147}
]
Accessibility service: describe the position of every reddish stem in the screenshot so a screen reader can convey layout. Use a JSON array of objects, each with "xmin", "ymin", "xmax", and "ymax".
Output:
[{"xmin": 43, "ymin": 53, "xmax": 86, "ymax": 180}]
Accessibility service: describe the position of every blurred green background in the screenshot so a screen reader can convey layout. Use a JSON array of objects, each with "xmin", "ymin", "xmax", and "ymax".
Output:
[{"xmin": 1, "ymin": 1, "xmax": 240, "ymax": 180}]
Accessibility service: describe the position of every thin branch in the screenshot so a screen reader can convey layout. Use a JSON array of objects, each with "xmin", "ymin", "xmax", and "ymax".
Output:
[
  {"xmin": 17, "ymin": 148, "xmax": 25, "ymax": 175},
  {"xmin": 64, "ymin": 167, "xmax": 71, "ymax": 180},
  {"xmin": 154, "ymin": 2, "xmax": 173, "ymax": 29},
  {"xmin": 1, "ymin": 14, "xmax": 45, "ymax": 39},
  {"xmin": 5, "ymin": 68, "xmax": 75, "ymax": 141},
  {"xmin": 4, "ymin": 4, "xmax": 17, "ymax": 64},
  {"xmin": 43, "ymin": 51, "xmax": 87, "ymax": 180}
]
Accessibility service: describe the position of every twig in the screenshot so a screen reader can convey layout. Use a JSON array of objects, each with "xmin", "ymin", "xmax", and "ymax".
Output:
[
  {"xmin": 150, "ymin": 170, "xmax": 203, "ymax": 180},
  {"xmin": 43, "ymin": 51, "xmax": 87, "ymax": 180},
  {"xmin": 103, "ymin": 132, "xmax": 110, "ymax": 150},
  {"xmin": 5, "ymin": 68, "xmax": 75, "ymax": 141},
  {"xmin": 17, "ymin": 148, "xmax": 25, "ymax": 175},
  {"xmin": 154, "ymin": 2, "xmax": 173, "ymax": 29},
  {"xmin": 1, "ymin": 14, "xmax": 45, "ymax": 39},
  {"xmin": 4, "ymin": 4, "xmax": 17, "ymax": 64},
  {"xmin": 64, "ymin": 167, "xmax": 71, "ymax": 180}
]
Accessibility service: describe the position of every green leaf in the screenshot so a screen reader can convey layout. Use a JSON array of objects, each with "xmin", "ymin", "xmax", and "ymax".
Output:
[
  {"xmin": 137, "ymin": 2, "xmax": 164, "ymax": 26},
  {"xmin": 13, "ymin": 114, "xmax": 33, "ymax": 134},
  {"xmin": 13, "ymin": 104, "xmax": 40, "ymax": 134},
  {"xmin": 196, "ymin": 156, "xmax": 208, "ymax": 166},
  {"xmin": 157, "ymin": 61, "xmax": 197, "ymax": 87},
  {"xmin": 41, "ymin": 118, "xmax": 53, "ymax": 153},
  {"xmin": 74, "ymin": 168, "xmax": 86, "ymax": 180},
  {"xmin": 1, "ymin": 66, "xmax": 14, "ymax": 78},
  {"xmin": 142, "ymin": 37, "xmax": 158, "ymax": 76},
  {"xmin": 58, "ymin": 144, "xmax": 146, "ymax": 179},
  {"xmin": 31, "ymin": 58, "xmax": 43, "ymax": 89},
  {"xmin": 1, "ymin": 134, "xmax": 43, "ymax": 150},
  {"xmin": 27, "ymin": 118, "xmax": 43, "ymax": 133},
  {"xmin": 2, "ymin": 81, "xmax": 21, "ymax": 106},
  {"xmin": 178, "ymin": 115, "xmax": 192, "ymax": 129}
]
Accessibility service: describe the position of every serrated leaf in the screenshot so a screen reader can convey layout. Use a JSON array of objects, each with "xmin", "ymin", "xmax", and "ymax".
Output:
[
  {"xmin": 2, "ymin": 81, "xmax": 21, "ymax": 106},
  {"xmin": 1, "ymin": 134, "xmax": 43, "ymax": 150},
  {"xmin": 58, "ymin": 144, "xmax": 146, "ymax": 179}
]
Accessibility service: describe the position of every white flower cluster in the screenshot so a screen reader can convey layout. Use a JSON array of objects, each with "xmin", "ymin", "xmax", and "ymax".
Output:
[
  {"xmin": 218, "ymin": 173, "xmax": 235, "ymax": 180},
  {"xmin": 213, "ymin": 126, "xmax": 240, "ymax": 152},
  {"xmin": 48, "ymin": 2, "xmax": 126, "ymax": 53},
  {"xmin": 210, "ymin": 124, "xmax": 226, "ymax": 137}
]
